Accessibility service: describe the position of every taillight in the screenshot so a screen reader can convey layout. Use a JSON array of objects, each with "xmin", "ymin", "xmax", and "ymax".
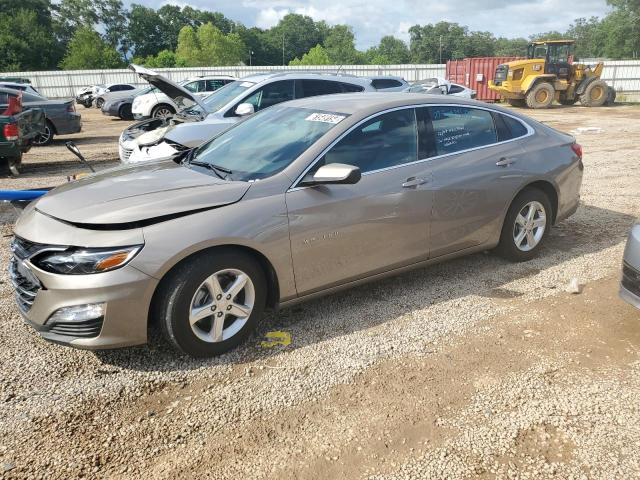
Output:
[
  {"xmin": 66, "ymin": 102, "xmax": 75, "ymax": 113},
  {"xmin": 571, "ymin": 143, "xmax": 583, "ymax": 160},
  {"xmin": 3, "ymin": 123, "xmax": 19, "ymax": 141}
]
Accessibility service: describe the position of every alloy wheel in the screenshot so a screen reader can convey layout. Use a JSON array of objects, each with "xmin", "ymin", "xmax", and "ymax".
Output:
[
  {"xmin": 154, "ymin": 107, "xmax": 173, "ymax": 118},
  {"xmin": 513, "ymin": 201, "xmax": 546, "ymax": 252},
  {"xmin": 34, "ymin": 125, "xmax": 52, "ymax": 146},
  {"xmin": 189, "ymin": 268, "xmax": 255, "ymax": 343}
]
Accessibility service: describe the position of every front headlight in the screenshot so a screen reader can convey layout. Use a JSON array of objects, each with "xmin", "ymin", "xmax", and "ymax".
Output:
[{"xmin": 32, "ymin": 245, "xmax": 142, "ymax": 275}]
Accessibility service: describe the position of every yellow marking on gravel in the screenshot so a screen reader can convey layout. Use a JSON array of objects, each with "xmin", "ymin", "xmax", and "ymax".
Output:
[{"xmin": 260, "ymin": 331, "xmax": 292, "ymax": 348}]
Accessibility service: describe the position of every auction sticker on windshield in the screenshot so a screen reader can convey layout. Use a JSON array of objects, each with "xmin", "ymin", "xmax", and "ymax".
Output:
[{"xmin": 305, "ymin": 113, "xmax": 346, "ymax": 124}]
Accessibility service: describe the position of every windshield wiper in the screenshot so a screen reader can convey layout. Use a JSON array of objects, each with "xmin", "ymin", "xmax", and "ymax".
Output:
[{"xmin": 188, "ymin": 160, "xmax": 232, "ymax": 180}]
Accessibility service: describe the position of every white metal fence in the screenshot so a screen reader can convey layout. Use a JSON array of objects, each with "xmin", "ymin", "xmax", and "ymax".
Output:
[{"xmin": 2, "ymin": 62, "xmax": 640, "ymax": 99}]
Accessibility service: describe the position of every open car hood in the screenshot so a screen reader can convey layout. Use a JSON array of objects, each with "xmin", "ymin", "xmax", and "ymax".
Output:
[
  {"xmin": 128, "ymin": 64, "xmax": 207, "ymax": 112},
  {"xmin": 35, "ymin": 161, "xmax": 250, "ymax": 227}
]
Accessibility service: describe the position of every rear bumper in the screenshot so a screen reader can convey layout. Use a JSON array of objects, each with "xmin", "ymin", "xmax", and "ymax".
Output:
[
  {"xmin": 54, "ymin": 113, "xmax": 82, "ymax": 135},
  {"xmin": 0, "ymin": 140, "xmax": 20, "ymax": 157}
]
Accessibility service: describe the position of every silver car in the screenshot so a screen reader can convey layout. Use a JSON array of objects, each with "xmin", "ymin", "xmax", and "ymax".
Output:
[
  {"xmin": 620, "ymin": 224, "xmax": 640, "ymax": 309},
  {"xmin": 10, "ymin": 93, "xmax": 583, "ymax": 357},
  {"xmin": 119, "ymin": 66, "xmax": 407, "ymax": 164}
]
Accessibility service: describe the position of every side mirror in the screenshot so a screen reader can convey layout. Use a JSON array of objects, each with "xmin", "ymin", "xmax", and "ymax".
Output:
[
  {"xmin": 234, "ymin": 103, "xmax": 255, "ymax": 116},
  {"xmin": 310, "ymin": 163, "xmax": 361, "ymax": 185}
]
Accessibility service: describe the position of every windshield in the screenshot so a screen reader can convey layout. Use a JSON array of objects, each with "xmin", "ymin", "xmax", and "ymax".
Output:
[
  {"xmin": 192, "ymin": 80, "xmax": 255, "ymax": 115},
  {"xmin": 189, "ymin": 106, "xmax": 348, "ymax": 181}
]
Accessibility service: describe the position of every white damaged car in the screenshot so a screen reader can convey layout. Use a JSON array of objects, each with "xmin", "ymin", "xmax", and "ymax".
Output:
[{"xmin": 119, "ymin": 65, "xmax": 404, "ymax": 164}]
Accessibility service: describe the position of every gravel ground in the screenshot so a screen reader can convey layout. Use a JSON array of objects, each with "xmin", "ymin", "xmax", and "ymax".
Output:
[{"xmin": 1, "ymin": 105, "xmax": 640, "ymax": 479}]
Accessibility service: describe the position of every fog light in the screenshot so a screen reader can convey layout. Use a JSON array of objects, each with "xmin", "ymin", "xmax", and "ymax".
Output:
[{"xmin": 47, "ymin": 303, "xmax": 105, "ymax": 324}]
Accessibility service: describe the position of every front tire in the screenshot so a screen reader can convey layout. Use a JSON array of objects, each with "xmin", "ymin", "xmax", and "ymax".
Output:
[
  {"xmin": 118, "ymin": 103, "xmax": 133, "ymax": 120},
  {"xmin": 96, "ymin": 98, "xmax": 105, "ymax": 109},
  {"xmin": 525, "ymin": 82, "xmax": 555, "ymax": 109},
  {"xmin": 496, "ymin": 188, "xmax": 552, "ymax": 262},
  {"xmin": 152, "ymin": 104, "xmax": 175, "ymax": 119},
  {"xmin": 154, "ymin": 250, "xmax": 267, "ymax": 357}
]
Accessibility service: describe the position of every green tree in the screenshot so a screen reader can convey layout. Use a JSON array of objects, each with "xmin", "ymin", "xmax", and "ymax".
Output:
[
  {"xmin": 289, "ymin": 44, "xmax": 332, "ymax": 65},
  {"xmin": 237, "ymin": 25, "xmax": 280, "ymax": 66},
  {"xmin": 175, "ymin": 23, "xmax": 246, "ymax": 66},
  {"xmin": 366, "ymin": 36, "xmax": 410, "ymax": 64},
  {"xmin": 60, "ymin": 26, "xmax": 124, "ymax": 69},
  {"xmin": 143, "ymin": 50, "xmax": 177, "ymax": 68},
  {"xmin": 0, "ymin": 0, "xmax": 60, "ymax": 71},
  {"xmin": 567, "ymin": 17, "xmax": 606, "ymax": 59},
  {"xmin": 128, "ymin": 4, "xmax": 168, "ymax": 58},
  {"xmin": 97, "ymin": 0, "xmax": 129, "ymax": 57},
  {"xmin": 323, "ymin": 25, "xmax": 363, "ymax": 64},
  {"xmin": 494, "ymin": 37, "xmax": 529, "ymax": 57},
  {"xmin": 266, "ymin": 14, "xmax": 328, "ymax": 65},
  {"xmin": 409, "ymin": 22, "xmax": 468, "ymax": 63}
]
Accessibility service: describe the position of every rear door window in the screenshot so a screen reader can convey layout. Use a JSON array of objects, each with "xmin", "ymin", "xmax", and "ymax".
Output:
[
  {"xmin": 340, "ymin": 82, "xmax": 365, "ymax": 92},
  {"xmin": 322, "ymin": 108, "xmax": 417, "ymax": 173},
  {"xmin": 427, "ymin": 106, "xmax": 498, "ymax": 156},
  {"xmin": 502, "ymin": 115, "xmax": 528, "ymax": 139},
  {"xmin": 298, "ymin": 80, "xmax": 344, "ymax": 98},
  {"xmin": 371, "ymin": 79, "xmax": 403, "ymax": 89},
  {"xmin": 205, "ymin": 79, "xmax": 229, "ymax": 92},
  {"xmin": 184, "ymin": 81, "xmax": 204, "ymax": 93}
]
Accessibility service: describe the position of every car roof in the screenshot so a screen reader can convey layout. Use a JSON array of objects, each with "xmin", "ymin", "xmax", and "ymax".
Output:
[
  {"xmin": 284, "ymin": 92, "xmax": 508, "ymax": 116},
  {"xmin": 0, "ymin": 86, "xmax": 22, "ymax": 96},
  {"xmin": 238, "ymin": 71, "xmax": 374, "ymax": 87},
  {"xmin": 185, "ymin": 75, "xmax": 237, "ymax": 81}
]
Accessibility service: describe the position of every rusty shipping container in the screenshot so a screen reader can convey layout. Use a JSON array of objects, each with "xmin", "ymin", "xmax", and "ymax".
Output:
[{"xmin": 446, "ymin": 57, "xmax": 523, "ymax": 101}]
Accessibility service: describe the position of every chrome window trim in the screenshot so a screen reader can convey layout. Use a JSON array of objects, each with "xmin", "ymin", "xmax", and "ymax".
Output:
[{"xmin": 287, "ymin": 103, "xmax": 534, "ymax": 192}]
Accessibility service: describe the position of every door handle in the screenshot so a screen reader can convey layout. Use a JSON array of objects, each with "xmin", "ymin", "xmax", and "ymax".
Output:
[
  {"xmin": 402, "ymin": 177, "xmax": 428, "ymax": 188},
  {"xmin": 496, "ymin": 157, "xmax": 516, "ymax": 167}
]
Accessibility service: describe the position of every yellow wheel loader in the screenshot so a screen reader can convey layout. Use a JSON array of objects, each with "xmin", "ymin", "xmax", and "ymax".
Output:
[{"xmin": 488, "ymin": 40, "xmax": 615, "ymax": 108}]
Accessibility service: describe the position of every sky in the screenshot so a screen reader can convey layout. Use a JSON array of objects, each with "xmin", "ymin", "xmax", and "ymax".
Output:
[{"xmin": 150, "ymin": 0, "xmax": 612, "ymax": 49}]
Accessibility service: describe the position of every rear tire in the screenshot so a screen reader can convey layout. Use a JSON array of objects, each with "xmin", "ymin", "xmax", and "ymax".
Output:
[
  {"xmin": 496, "ymin": 188, "xmax": 552, "ymax": 262},
  {"xmin": 525, "ymin": 82, "xmax": 555, "ymax": 109},
  {"xmin": 154, "ymin": 249, "xmax": 267, "ymax": 357},
  {"xmin": 0, "ymin": 155, "xmax": 22, "ymax": 176},
  {"xmin": 580, "ymin": 79, "xmax": 608, "ymax": 107},
  {"xmin": 33, "ymin": 120, "xmax": 54, "ymax": 146},
  {"xmin": 605, "ymin": 86, "xmax": 616, "ymax": 106}
]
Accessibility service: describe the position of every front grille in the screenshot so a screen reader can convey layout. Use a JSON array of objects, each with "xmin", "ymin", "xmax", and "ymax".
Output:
[
  {"xmin": 48, "ymin": 318, "xmax": 104, "ymax": 338},
  {"xmin": 622, "ymin": 262, "xmax": 640, "ymax": 297},
  {"xmin": 119, "ymin": 143, "xmax": 133, "ymax": 162},
  {"xmin": 494, "ymin": 64, "xmax": 508, "ymax": 84},
  {"xmin": 8, "ymin": 257, "xmax": 41, "ymax": 313},
  {"xmin": 11, "ymin": 236, "xmax": 46, "ymax": 260}
]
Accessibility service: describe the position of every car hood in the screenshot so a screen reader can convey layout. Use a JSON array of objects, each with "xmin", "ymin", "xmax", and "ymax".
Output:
[
  {"xmin": 164, "ymin": 116, "xmax": 237, "ymax": 148},
  {"xmin": 128, "ymin": 64, "xmax": 206, "ymax": 112},
  {"xmin": 35, "ymin": 160, "xmax": 250, "ymax": 226}
]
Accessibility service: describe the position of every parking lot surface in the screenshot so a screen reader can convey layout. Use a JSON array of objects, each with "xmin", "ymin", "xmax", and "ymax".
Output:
[{"xmin": 1, "ymin": 105, "xmax": 640, "ymax": 479}]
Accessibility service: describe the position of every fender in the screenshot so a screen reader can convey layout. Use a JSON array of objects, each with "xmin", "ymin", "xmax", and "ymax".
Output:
[
  {"xmin": 576, "ymin": 76, "xmax": 599, "ymax": 96},
  {"xmin": 523, "ymin": 74, "xmax": 557, "ymax": 93}
]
